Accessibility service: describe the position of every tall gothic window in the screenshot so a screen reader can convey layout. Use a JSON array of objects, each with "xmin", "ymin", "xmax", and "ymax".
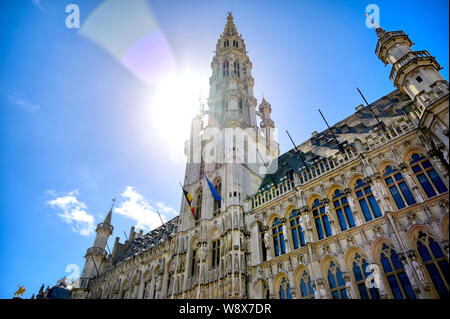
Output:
[
  {"xmin": 211, "ymin": 239, "xmax": 220, "ymax": 268},
  {"xmin": 379, "ymin": 243, "xmax": 416, "ymax": 299},
  {"xmin": 166, "ymin": 271, "xmax": 173, "ymax": 297},
  {"xmin": 299, "ymin": 269, "xmax": 315, "ymax": 298},
  {"xmin": 259, "ymin": 224, "xmax": 267, "ymax": 262},
  {"xmin": 190, "ymin": 245, "xmax": 198, "ymax": 277},
  {"xmin": 289, "ymin": 209, "xmax": 306, "ymax": 249},
  {"xmin": 224, "ymin": 39, "xmax": 229, "ymax": 47},
  {"xmin": 213, "ymin": 180, "xmax": 222, "ymax": 216},
  {"xmin": 410, "ymin": 153, "xmax": 447, "ymax": 198},
  {"xmin": 383, "ymin": 165, "xmax": 416, "ymax": 209},
  {"xmin": 312, "ymin": 199, "xmax": 332, "ymax": 240},
  {"xmin": 351, "ymin": 252, "xmax": 380, "ymax": 299},
  {"xmin": 332, "ymin": 189, "xmax": 356, "ymax": 231},
  {"xmin": 354, "ymin": 179, "xmax": 382, "ymax": 221},
  {"xmin": 234, "ymin": 61, "xmax": 240, "ymax": 76},
  {"xmin": 222, "ymin": 61, "xmax": 229, "ymax": 77},
  {"xmin": 279, "ymin": 277, "xmax": 293, "ymax": 299},
  {"xmin": 195, "ymin": 189, "xmax": 202, "ymax": 220},
  {"xmin": 263, "ymin": 281, "xmax": 270, "ymax": 299},
  {"xmin": 272, "ymin": 218, "xmax": 286, "ymax": 257},
  {"xmin": 416, "ymin": 231, "xmax": 449, "ymax": 297},
  {"xmin": 327, "ymin": 261, "xmax": 348, "ymax": 299}
]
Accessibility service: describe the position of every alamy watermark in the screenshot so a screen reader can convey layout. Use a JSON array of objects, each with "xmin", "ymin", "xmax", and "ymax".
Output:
[
  {"xmin": 365, "ymin": 4, "xmax": 380, "ymax": 29},
  {"xmin": 185, "ymin": 123, "xmax": 279, "ymax": 175}
]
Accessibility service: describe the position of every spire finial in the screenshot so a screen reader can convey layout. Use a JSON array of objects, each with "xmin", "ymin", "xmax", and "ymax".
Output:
[
  {"xmin": 104, "ymin": 198, "xmax": 115, "ymax": 224},
  {"xmin": 223, "ymin": 11, "xmax": 238, "ymax": 36},
  {"xmin": 365, "ymin": 12, "xmax": 385, "ymax": 38}
]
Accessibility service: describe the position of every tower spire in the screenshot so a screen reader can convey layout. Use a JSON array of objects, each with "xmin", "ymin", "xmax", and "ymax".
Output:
[
  {"xmin": 223, "ymin": 11, "xmax": 238, "ymax": 36},
  {"xmin": 104, "ymin": 198, "xmax": 115, "ymax": 225}
]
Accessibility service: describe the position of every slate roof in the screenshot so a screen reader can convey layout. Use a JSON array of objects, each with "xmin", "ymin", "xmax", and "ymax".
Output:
[
  {"xmin": 258, "ymin": 89, "xmax": 413, "ymax": 190},
  {"xmin": 115, "ymin": 216, "xmax": 179, "ymax": 264}
]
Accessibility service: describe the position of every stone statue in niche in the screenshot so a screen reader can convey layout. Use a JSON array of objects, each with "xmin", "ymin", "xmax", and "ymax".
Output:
[
  {"xmin": 411, "ymin": 256, "xmax": 427, "ymax": 284},
  {"xmin": 282, "ymin": 223, "xmax": 288, "ymax": 241},
  {"xmin": 318, "ymin": 283, "xmax": 327, "ymax": 299},
  {"xmin": 345, "ymin": 281, "xmax": 355, "ymax": 299},
  {"xmin": 402, "ymin": 259, "xmax": 417, "ymax": 285},
  {"xmin": 263, "ymin": 232, "xmax": 270, "ymax": 250},
  {"xmin": 324, "ymin": 205, "xmax": 335, "ymax": 224}
]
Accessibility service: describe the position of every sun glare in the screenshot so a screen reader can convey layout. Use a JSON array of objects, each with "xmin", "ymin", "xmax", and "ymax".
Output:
[{"xmin": 151, "ymin": 71, "xmax": 209, "ymax": 161}]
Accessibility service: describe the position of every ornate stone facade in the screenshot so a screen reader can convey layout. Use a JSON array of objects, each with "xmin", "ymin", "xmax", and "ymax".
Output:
[{"xmin": 72, "ymin": 14, "xmax": 449, "ymax": 299}]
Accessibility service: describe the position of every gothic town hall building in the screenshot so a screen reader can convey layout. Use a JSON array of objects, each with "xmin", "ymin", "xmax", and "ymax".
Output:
[{"xmin": 72, "ymin": 13, "xmax": 449, "ymax": 299}]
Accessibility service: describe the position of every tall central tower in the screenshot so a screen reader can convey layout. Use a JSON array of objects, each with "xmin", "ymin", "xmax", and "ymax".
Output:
[
  {"xmin": 173, "ymin": 13, "xmax": 279, "ymax": 299},
  {"xmin": 207, "ymin": 12, "xmax": 258, "ymax": 129}
]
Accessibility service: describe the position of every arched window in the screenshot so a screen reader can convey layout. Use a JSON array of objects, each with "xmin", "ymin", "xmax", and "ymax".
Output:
[
  {"xmin": 213, "ymin": 180, "xmax": 221, "ymax": 216},
  {"xmin": 351, "ymin": 252, "xmax": 380, "ymax": 299},
  {"xmin": 312, "ymin": 199, "xmax": 332, "ymax": 240},
  {"xmin": 379, "ymin": 243, "xmax": 416, "ymax": 299},
  {"xmin": 410, "ymin": 153, "xmax": 447, "ymax": 198},
  {"xmin": 195, "ymin": 189, "xmax": 202, "ymax": 219},
  {"xmin": 289, "ymin": 210, "xmax": 306, "ymax": 249},
  {"xmin": 327, "ymin": 260, "xmax": 348, "ymax": 299},
  {"xmin": 416, "ymin": 231, "xmax": 449, "ymax": 297},
  {"xmin": 259, "ymin": 224, "xmax": 267, "ymax": 262},
  {"xmin": 224, "ymin": 39, "xmax": 229, "ymax": 47},
  {"xmin": 279, "ymin": 277, "xmax": 293, "ymax": 299},
  {"xmin": 232, "ymin": 39, "xmax": 238, "ymax": 47},
  {"xmin": 211, "ymin": 239, "xmax": 220, "ymax": 268},
  {"xmin": 354, "ymin": 179, "xmax": 382, "ymax": 221},
  {"xmin": 272, "ymin": 218, "xmax": 286, "ymax": 257},
  {"xmin": 332, "ymin": 189, "xmax": 356, "ymax": 231},
  {"xmin": 234, "ymin": 61, "xmax": 240, "ymax": 76},
  {"xmin": 299, "ymin": 269, "xmax": 315, "ymax": 298},
  {"xmin": 222, "ymin": 61, "xmax": 229, "ymax": 77},
  {"xmin": 383, "ymin": 165, "xmax": 416, "ymax": 209},
  {"xmin": 238, "ymin": 97, "xmax": 243, "ymax": 110}
]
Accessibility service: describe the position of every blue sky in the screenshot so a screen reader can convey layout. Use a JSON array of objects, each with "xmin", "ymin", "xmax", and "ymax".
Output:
[{"xmin": 0, "ymin": 0, "xmax": 448, "ymax": 298}]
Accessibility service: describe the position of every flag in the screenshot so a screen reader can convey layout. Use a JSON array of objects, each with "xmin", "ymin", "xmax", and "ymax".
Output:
[
  {"xmin": 205, "ymin": 175, "xmax": 222, "ymax": 201},
  {"xmin": 181, "ymin": 185, "xmax": 196, "ymax": 218}
]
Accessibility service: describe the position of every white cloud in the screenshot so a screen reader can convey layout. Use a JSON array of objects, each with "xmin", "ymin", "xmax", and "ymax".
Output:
[
  {"xmin": 31, "ymin": 0, "xmax": 45, "ymax": 11},
  {"xmin": 46, "ymin": 190, "xmax": 95, "ymax": 236},
  {"xmin": 114, "ymin": 186, "xmax": 176, "ymax": 232},
  {"xmin": 3, "ymin": 91, "xmax": 40, "ymax": 112},
  {"xmin": 156, "ymin": 201, "xmax": 177, "ymax": 216}
]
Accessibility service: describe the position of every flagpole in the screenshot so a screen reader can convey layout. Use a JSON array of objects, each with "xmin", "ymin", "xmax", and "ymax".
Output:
[
  {"xmin": 286, "ymin": 130, "xmax": 308, "ymax": 168},
  {"xmin": 156, "ymin": 210, "xmax": 165, "ymax": 227},
  {"xmin": 356, "ymin": 87, "xmax": 386, "ymax": 131},
  {"xmin": 318, "ymin": 108, "xmax": 346, "ymax": 153},
  {"xmin": 256, "ymin": 148, "xmax": 277, "ymax": 186}
]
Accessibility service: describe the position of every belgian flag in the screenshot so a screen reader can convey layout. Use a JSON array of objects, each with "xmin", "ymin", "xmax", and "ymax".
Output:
[{"xmin": 181, "ymin": 184, "xmax": 196, "ymax": 219}]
